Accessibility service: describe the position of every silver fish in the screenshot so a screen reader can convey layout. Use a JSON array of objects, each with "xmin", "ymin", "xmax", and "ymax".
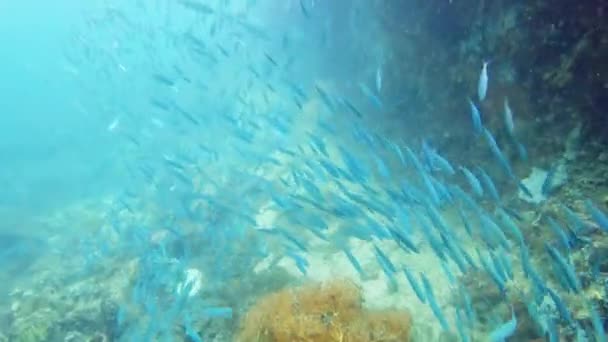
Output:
[
  {"xmin": 503, "ymin": 97, "xmax": 514, "ymax": 136},
  {"xmin": 478, "ymin": 61, "xmax": 489, "ymax": 101},
  {"xmin": 375, "ymin": 66, "xmax": 382, "ymax": 93}
]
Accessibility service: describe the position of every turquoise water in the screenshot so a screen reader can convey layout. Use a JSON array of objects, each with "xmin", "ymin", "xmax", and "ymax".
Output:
[{"xmin": 1, "ymin": 1, "xmax": 607, "ymax": 341}]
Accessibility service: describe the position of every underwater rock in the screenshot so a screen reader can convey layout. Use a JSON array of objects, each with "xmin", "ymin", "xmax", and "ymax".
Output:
[
  {"xmin": 519, "ymin": 163, "xmax": 568, "ymax": 203},
  {"xmin": 519, "ymin": 168, "xmax": 549, "ymax": 203},
  {"xmin": 0, "ymin": 233, "xmax": 47, "ymax": 274},
  {"xmin": 9, "ymin": 308, "xmax": 58, "ymax": 342}
]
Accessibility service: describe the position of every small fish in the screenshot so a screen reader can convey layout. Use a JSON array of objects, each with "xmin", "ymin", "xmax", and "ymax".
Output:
[
  {"xmin": 460, "ymin": 247, "xmax": 479, "ymax": 270},
  {"xmin": 516, "ymin": 141, "xmax": 528, "ymax": 161},
  {"xmin": 163, "ymin": 155, "xmax": 187, "ymax": 172},
  {"xmin": 496, "ymin": 209, "xmax": 524, "ymax": 245},
  {"xmin": 476, "ymin": 166, "xmax": 500, "ymax": 203},
  {"xmin": 299, "ymin": 0, "xmax": 310, "ymax": 17},
  {"xmin": 354, "ymin": 126, "xmax": 376, "ymax": 149},
  {"xmin": 421, "ymin": 273, "xmax": 450, "ymax": 331},
  {"xmin": 179, "ymin": 0, "xmax": 214, "ymax": 14},
  {"xmin": 421, "ymin": 172, "xmax": 441, "ymax": 207},
  {"xmin": 423, "ymin": 200, "xmax": 450, "ymax": 233},
  {"xmin": 585, "ymin": 199, "xmax": 608, "ymax": 233},
  {"xmin": 490, "ymin": 308, "xmax": 517, "ymax": 342},
  {"xmin": 503, "ymin": 97, "xmax": 514, "ymax": 136},
  {"xmin": 542, "ymin": 163, "xmax": 559, "ymax": 196},
  {"xmin": 421, "ymin": 228, "xmax": 448, "ymax": 262},
  {"xmin": 431, "ymin": 177, "xmax": 453, "ymax": 204},
  {"xmin": 373, "ymin": 244, "xmax": 398, "ymax": 290},
  {"xmin": 441, "ymin": 234, "xmax": 469, "ymax": 273},
  {"xmin": 173, "ymin": 103, "xmax": 200, "ymax": 125},
  {"xmin": 318, "ymin": 159, "xmax": 340, "ymax": 178},
  {"xmin": 184, "ymin": 313, "xmax": 203, "ymax": 342},
  {"xmin": 479, "ymin": 250, "xmax": 506, "ymax": 292},
  {"xmin": 200, "ymin": 307, "xmax": 233, "ymax": 319},
  {"xmin": 403, "ymin": 267, "xmax": 426, "ymax": 303},
  {"xmin": 460, "ymin": 286, "xmax": 476, "ymax": 324},
  {"xmin": 279, "ymin": 229, "xmax": 308, "ymax": 252},
  {"xmin": 456, "ymin": 204, "xmax": 474, "ymax": 236},
  {"xmin": 404, "ymin": 146, "xmax": 425, "ymax": 173},
  {"xmin": 150, "ymin": 98, "xmax": 171, "ymax": 111},
  {"xmin": 575, "ymin": 324, "xmax": 589, "ymax": 342},
  {"xmin": 428, "ymin": 148, "xmax": 455, "ymax": 175},
  {"xmin": 307, "ymin": 132, "xmax": 329, "ymax": 158},
  {"xmin": 440, "ymin": 259, "xmax": 456, "ymax": 284},
  {"xmin": 315, "ymin": 85, "xmax": 336, "ymax": 113},
  {"xmin": 343, "ymin": 248, "xmax": 366, "ymax": 279},
  {"xmin": 358, "ymin": 82, "xmax": 383, "ymax": 109},
  {"xmin": 374, "ymin": 155, "xmax": 391, "ymax": 180},
  {"xmin": 520, "ymin": 247, "xmax": 547, "ymax": 294},
  {"xmin": 482, "ymin": 128, "xmax": 514, "ymax": 179},
  {"xmin": 152, "ymin": 73, "xmax": 175, "ymax": 87},
  {"xmin": 561, "ymin": 204, "xmax": 585, "ymax": 233},
  {"xmin": 388, "ymin": 227, "xmax": 419, "ymax": 254},
  {"xmin": 373, "ymin": 244, "xmax": 396, "ymax": 273},
  {"xmin": 547, "ymin": 217, "xmax": 571, "ymax": 251},
  {"xmin": 518, "ymin": 181, "xmax": 533, "ymax": 198},
  {"xmin": 342, "ymin": 98, "xmax": 363, "ymax": 118},
  {"xmin": 338, "ymin": 145, "xmax": 369, "ymax": 183},
  {"xmin": 375, "ymin": 66, "xmax": 382, "ymax": 93},
  {"xmin": 547, "ymin": 317, "xmax": 559, "ymax": 342},
  {"xmin": 478, "ymin": 61, "xmax": 489, "ymax": 101},
  {"xmin": 216, "ymin": 43, "xmax": 230, "ymax": 57},
  {"xmin": 546, "ymin": 287, "xmax": 574, "ymax": 325},
  {"xmin": 460, "ymin": 166, "xmax": 483, "ymax": 197},
  {"xmin": 545, "ymin": 242, "xmax": 581, "ymax": 293},
  {"xmin": 107, "ymin": 117, "xmax": 120, "ymax": 132},
  {"xmin": 479, "ymin": 214, "xmax": 511, "ymax": 251},
  {"xmin": 455, "ymin": 308, "xmax": 471, "ymax": 342},
  {"xmin": 450, "ymin": 184, "xmax": 482, "ymax": 216},
  {"xmin": 287, "ymin": 251, "xmax": 309, "ymax": 275},
  {"xmin": 488, "ymin": 308, "xmax": 516, "ymax": 342},
  {"xmin": 264, "ymin": 52, "xmax": 278, "ymax": 67},
  {"xmin": 497, "ymin": 249, "xmax": 513, "ymax": 280},
  {"xmin": 286, "ymin": 81, "xmax": 307, "ymax": 99},
  {"xmin": 589, "ymin": 302, "xmax": 607, "ymax": 342},
  {"xmin": 468, "ymin": 99, "xmax": 482, "ymax": 134},
  {"xmin": 301, "ymin": 178, "xmax": 323, "ymax": 203}
]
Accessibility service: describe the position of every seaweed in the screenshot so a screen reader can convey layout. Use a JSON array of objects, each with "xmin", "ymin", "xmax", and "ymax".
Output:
[{"xmin": 236, "ymin": 280, "xmax": 412, "ymax": 342}]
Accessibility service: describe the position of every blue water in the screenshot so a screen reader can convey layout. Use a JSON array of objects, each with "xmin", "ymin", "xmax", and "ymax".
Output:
[{"xmin": 1, "ymin": 1, "xmax": 606, "ymax": 341}]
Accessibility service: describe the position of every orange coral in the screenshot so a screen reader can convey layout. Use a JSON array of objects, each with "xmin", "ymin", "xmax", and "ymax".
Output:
[{"xmin": 237, "ymin": 280, "xmax": 412, "ymax": 342}]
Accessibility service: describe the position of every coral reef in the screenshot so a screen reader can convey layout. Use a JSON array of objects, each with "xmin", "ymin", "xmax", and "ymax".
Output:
[
  {"xmin": 236, "ymin": 280, "xmax": 412, "ymax": 342},
  {"xmin": 3, "ymin": 247, "xmax": 135, "ymax": 341}
]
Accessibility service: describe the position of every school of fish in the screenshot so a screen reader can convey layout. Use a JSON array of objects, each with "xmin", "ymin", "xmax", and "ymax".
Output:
[{"xmin": 58, "ymin": 1, "xmax": 608, "ymax": 341}]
